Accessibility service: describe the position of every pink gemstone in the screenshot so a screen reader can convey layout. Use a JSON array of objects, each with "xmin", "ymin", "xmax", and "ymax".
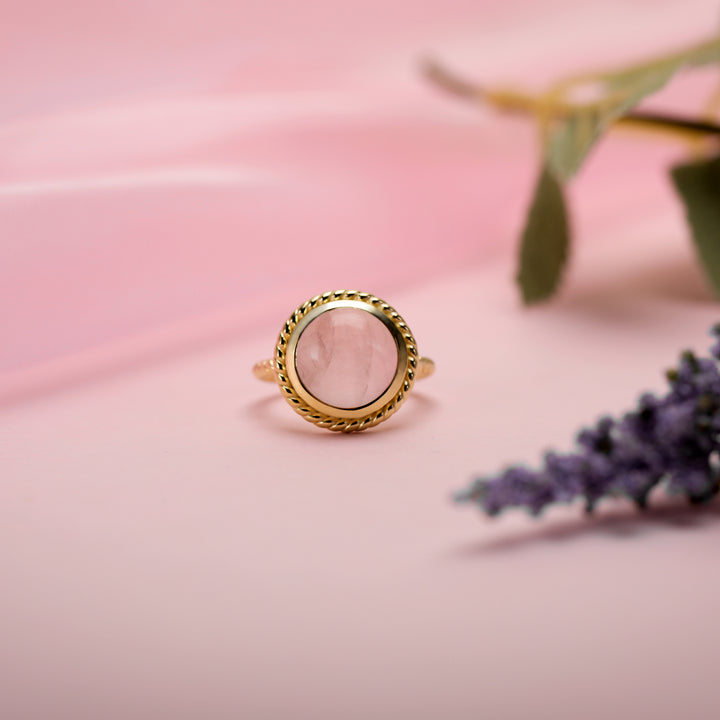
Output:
[{"xmin": 295, "ymin": 307, "xmax": 399, "ymax": 409}]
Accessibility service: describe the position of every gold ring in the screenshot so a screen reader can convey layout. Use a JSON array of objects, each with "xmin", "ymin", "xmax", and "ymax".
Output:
[{"xmin": 253, "ymin": 290, "xmax": 435, "ymax": 432}]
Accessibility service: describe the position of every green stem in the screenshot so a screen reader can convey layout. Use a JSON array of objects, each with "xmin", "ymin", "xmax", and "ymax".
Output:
[
  {"xmin": 424, "ymin": 59, "xmax": 720, "ymax": 140},
  {"xmin": 620, "ymin": 111, "xmax": 720, "ymax": 137}
]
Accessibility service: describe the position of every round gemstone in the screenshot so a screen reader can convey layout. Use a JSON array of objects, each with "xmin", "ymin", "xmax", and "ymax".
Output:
[{"xmin": 294, "ymin": 307, "xmax": 399, "ymax": 409}]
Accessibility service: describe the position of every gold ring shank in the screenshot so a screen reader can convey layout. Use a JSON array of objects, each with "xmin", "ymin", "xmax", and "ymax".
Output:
[{"xmin": 252, "ymin": 356, "xmax": 435, "ymax": 382}]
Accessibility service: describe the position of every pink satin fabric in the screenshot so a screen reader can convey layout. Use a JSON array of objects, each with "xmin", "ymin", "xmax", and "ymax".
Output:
[{"xmin": 1, "ymin": 0, "xmax": 714, "ymax": 403}]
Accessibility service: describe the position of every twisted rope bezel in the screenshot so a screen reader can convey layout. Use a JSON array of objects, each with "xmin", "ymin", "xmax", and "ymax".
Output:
[{"xmin": 273, "ymin": 290, "xmax": 419, "ymax": 432}]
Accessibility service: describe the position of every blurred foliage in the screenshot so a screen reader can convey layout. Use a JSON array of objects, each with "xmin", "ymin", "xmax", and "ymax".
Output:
[
  {"xmin": 516, "ymin": 165, "xmax": 568, "ymax": 304},
  {"xmin": 672, "ymin": 153, "xmax": 720, "ymax": 296},
  {"xmin": 426, "ymin": 34, "xmax": 720, "ymax": 304},
  {"xmin": 547, "ymin": 37, "xmax": 720, "ymax": 181}
]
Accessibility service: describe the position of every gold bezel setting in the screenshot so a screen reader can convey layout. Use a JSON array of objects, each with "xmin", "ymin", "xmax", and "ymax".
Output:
[{"xmin": 274, "ymin": 290, "xmax": 419, "ymax": 432}]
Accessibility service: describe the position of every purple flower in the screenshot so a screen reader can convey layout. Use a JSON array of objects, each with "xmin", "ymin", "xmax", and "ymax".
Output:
[
  {"xmin": 456, "ymin": 326, "xmax": 720, "ymax": 517},
  {"xmin": 544, "ymin": 452, "xmax": 584, "ymax": 501},
  {"xmin": 709, "ymin": 324, "xmax": 720, "ymax": 360}
]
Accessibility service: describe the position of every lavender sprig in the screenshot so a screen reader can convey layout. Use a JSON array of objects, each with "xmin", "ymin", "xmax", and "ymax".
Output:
[{"xmin": 456, "ymin": 325, "xmax": 720, "ymax": 517}]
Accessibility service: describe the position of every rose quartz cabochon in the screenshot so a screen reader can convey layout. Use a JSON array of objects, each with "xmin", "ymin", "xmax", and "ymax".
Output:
[{"xmin": 295, "ymin": 307, "xmax": 399, "ymax": 409}]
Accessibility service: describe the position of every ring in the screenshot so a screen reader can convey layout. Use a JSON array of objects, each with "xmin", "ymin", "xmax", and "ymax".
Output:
[{"xmin": 253, "ymin": 290, "xmax": 435, "ymax": 432}]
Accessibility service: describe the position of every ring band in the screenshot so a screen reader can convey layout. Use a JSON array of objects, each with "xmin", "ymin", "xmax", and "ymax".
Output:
[{"xmin": 253, "ymin": 290, "xmax": 435, "ymax": 432}]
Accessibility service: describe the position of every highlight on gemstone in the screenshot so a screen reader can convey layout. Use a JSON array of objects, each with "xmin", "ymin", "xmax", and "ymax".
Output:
[{"xmin": 294, "ymin": 307, "xmax": 399, "ymax": 409}]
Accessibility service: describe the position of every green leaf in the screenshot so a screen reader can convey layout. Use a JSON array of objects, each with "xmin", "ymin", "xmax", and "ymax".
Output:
[
  {"xmin": 671, "ymin": 153, "xmax": 720, "ymax": 297},
  {"xmin": 547, "ymin": 36, "xmax": 720, "ymax": 181},
  {"xmin": 602, "ymin": 37, "xmax": 720, "ymax": 90},
  {"xmin": 516, "ymin": 164, "xmax": 570, "ymax": 304}
]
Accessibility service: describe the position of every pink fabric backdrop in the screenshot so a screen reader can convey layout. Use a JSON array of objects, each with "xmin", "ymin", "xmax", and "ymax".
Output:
[
  {"xmin": 2, "ymin": 0, "xmax": 715, "ymax": 401},
  {"xmin": 3, "ymin": 1, "xmax": 720, "ymax": 719}
]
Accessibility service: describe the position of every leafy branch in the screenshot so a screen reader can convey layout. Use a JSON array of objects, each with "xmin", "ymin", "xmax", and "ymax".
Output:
[{"xmin": 425, "ymin": 34, "xmax": 720, "ymax": 304}]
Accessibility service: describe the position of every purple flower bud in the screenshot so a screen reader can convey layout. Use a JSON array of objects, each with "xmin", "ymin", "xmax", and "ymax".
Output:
[
  {"xmin": 666, "ymin": 462, "xmax": 714, "ymax": 498},
  {"xmin": 654, "ymin": 400, "xmax": 697, "ymax": 448},
  {"xmin": 577, "ymin": 416, "xmax": 614, "ymax": 454},
  {"xmin": 544, "ymin": 452, "xmax": 584, "ymax": 501},
  {"xmin": 479, "ymin": 466, "xmax": 554, "ymax": 516}
]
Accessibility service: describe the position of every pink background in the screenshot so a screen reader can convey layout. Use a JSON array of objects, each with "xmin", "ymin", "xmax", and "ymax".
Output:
[{"xmin": 3, "ymin": 1, "xmax": 720, "ymax": 718}]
